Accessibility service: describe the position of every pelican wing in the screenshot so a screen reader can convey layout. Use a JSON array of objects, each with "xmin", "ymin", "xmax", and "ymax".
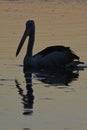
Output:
[{"xmin": 34, "ymin": 46, "xmax": 79, "ymax": 61}]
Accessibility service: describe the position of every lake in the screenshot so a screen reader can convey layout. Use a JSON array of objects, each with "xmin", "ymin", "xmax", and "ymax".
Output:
[{"xmin": 0, "ymin": 0, "xmax": 87, "ymax": 130}]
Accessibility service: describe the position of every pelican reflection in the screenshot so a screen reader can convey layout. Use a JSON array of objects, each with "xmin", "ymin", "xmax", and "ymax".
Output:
[
  {"xmin": 15, "ymin": 67, "xmax": 81, "ymax": 115},
  {"xmin": 33, "ymin": 69, "xmax": 79, "ymax": 86},
  {"xmin": 15, "ymin": 72, "xmax": 34, "ymax": 115}
]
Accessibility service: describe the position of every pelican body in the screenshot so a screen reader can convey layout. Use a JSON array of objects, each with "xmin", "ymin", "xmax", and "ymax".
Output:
[{"xmin": 16, "ymin": 20, "xmax": 83, "ymax": 70}]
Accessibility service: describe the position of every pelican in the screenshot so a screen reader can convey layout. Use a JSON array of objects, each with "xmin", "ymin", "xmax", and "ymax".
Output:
[{"xmin": 16, "ymin": 20, "xmax": 83, "ymax": 70}]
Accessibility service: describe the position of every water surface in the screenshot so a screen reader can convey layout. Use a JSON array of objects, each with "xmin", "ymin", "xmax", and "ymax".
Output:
[{"xmin": 0, "ymin": 0, "xmax": 87, "ymax": 130}]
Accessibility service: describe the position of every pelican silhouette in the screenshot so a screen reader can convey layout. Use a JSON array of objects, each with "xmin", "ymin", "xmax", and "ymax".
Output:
[{"xmin": 16, "ymin": 20, "xmax": 83, "ymax": 70}]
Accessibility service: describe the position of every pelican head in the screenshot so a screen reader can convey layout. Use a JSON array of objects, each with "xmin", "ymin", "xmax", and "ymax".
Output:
[{"xmin": 16, "ymin": 20, "xmax": 35, "ymax": 57}]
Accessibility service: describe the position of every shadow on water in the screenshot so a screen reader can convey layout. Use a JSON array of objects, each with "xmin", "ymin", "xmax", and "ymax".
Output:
[
  {"xmin": 15, "ymin": 66, "xmax": 84, "ymax": 115},
  {"xmin": 23, "ymin": 128, "xmax": 30, "ymax": 130}
]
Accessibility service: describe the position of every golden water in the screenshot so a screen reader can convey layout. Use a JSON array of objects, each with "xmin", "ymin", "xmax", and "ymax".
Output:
[{"xmin": 0, "ymin": 0, "xmax": 87, "ymax": 130}]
